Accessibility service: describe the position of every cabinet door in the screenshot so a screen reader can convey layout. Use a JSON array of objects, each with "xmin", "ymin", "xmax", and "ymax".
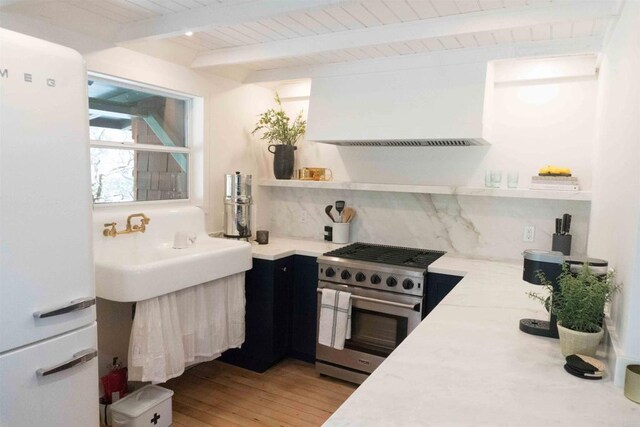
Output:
[
  {"xmin": 290, "ymin": 256, "xmax": 319, "ymax": 362},
  {"xmin": 425, "ymin": 273, "xmax": 463, "ymax": 317},
  {"xmin": 0, "ymin": 323, "xmax": 99, "ymax": 427},
  {"xmin": 272, "ymin": 257, "xmax": 293, "ymax": 360},
  {"xmin": 221, "ymin": 257, "xmax": 293, "ymax": 372}
]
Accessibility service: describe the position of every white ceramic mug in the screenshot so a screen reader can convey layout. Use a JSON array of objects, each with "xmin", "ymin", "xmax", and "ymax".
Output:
[
  {"xmin": 173, "ymin": 231, "xmax": 196, "ymax": 249},
  {"xmin": 332, "ymin": 223, "xmax": 350, "ymax": 244}
]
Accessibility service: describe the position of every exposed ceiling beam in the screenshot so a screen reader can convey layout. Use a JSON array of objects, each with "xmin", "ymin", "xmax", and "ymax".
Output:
[
  {"xmin": 192, "ymin": 1, "xmax": 618, "ymax": 69},
  {"xmin": 243, "ymin": 36, "xmax": 604, "ymax": 83},
  {"xmin": 112, "ymin": 0, "xmax": 346, "ymax": 44}
]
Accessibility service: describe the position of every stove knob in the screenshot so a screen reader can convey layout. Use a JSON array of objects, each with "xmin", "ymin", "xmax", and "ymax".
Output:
[
  {"xmin": 386, "ymin": 277, "xmax": 398, "ymax": 287},
  {"xmin": 355, "ymin": 272, "xmax": 366, "ymax": 282},
  {"xmin": 402, "ymin": 279, "xmax": 415, "ymax": 290},
  {"xmin": 341, "ymin": 270, "xmax": 352, "ymax": 280},
  {"xmin": 370, "ymin": 274, "xmax": 381, "ymax": 284},
  {"xmin": 325, "ymin": 267, "xmax": 336, "ymax": 278}
]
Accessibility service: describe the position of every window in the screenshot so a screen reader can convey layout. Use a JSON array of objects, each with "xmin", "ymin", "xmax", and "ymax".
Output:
[{"xmin": 88, "ymin": 77, "xmax": 191, "ymax": 204}]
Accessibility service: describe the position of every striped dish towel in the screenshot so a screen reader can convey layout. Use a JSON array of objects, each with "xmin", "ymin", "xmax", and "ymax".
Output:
[{"xmin": 318, "ymin": 289, "xmax": 352, "ymax": 350}]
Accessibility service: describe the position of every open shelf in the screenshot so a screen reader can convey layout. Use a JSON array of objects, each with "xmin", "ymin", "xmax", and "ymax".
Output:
[{"xmin": 258, "ymin": 179, "xmax": 592, "ymax": 201}]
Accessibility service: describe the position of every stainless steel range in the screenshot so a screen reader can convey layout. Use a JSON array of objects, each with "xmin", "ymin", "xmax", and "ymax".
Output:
[{"xmin": 316, "ymin": 243, "xmax": 445, "ymax": 384}]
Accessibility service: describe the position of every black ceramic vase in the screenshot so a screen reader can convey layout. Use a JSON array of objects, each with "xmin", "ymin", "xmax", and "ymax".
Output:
[{"xmin": 268, "ymin": 144, "xmax": 296, "ymax": 179}]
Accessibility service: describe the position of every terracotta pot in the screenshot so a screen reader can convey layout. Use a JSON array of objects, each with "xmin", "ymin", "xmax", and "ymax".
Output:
[
  {"xmin": 268, "ymin": 144, "xmax": 296, "ymax": 179},
  {"xmin": 557, "ymin": 322, "xmax": 604, "ymax": 357}
]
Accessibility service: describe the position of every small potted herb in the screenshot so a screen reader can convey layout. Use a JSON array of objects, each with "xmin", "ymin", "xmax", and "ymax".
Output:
[
  {"xmin": 528, "ymin": 263, "xmax": 619, "ymax": 356},
  {"xmin": 252, "ymin": 93, "xmax": 306, "ymax": 179}
]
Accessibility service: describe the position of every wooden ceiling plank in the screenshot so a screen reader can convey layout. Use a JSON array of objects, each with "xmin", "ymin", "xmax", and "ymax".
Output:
[
  {"xmin": 273, "ymin": 15, "xmax": 317, "ymax": 37},
  {"xmin": 405, "ymin": 0, "xmax": 439, "ymax": 19},
  {"xmin": 404, "ymin": 39, "xmax": 430, "ymax": 53},
  {"xmin": 323, "ymin": 5, "xmax": 366, "ymax": 30},
  {"xmin": 572, "ymin": 19, "xmax": 596, "ymax": 38},
  {"xmin": 456, "ymin": 33, "xmax": 479, "ymax": 48},
  {"xmin": 374, "ymin": 43, "xmax": 398, "ymax": 56},
  {"xmin": 341, "ymin": 2, "xmax": 383, "ymax": 27},
  {"xmin": 126, "ymin": 0, "xmax": 176, "ymax": 15},
  {"xmin": 439, "ymin": 35, "xmax": 463, "ymax": 49},
  {"xmin": 511, "ymin": 25, "xmax": 532, "ymax": 42},
  {"xmin": 150, "ymin": 0, "xmax": 189, "ymax": 13},
  {"xmin": 245, "ymin": 35, "xmax": 602, "ymax": 83},
  {"xmin": 287, "ymin": 11, "xmax": 333, "ymax": 35},
  {"xmin": 114, "ymin": 0, "xmax": 340, "ymax": 42},
  {"xmin": 491, "ymin": 27, "xmax": 514, "ymax": 43},
  {"xmin": 363, "ymin": 0, "xmax": 402, "ymax": 25},
  {"xmin": 430, "ymin": 0, "xmax": 462, "ymax": 16},
  {"xmin": 215, "ymin": 26, "xmax": 260, "ymax": 44},
  {"xmin": 473, "ymin": 30, "xmax": 496, "ymax": 45},
  {"xmin": 246, "ymin": 21, "xmax": 288, "ymax": 40},
  {"xmin": 455, "ymin": 0, "xmax": 482, "ymax": 14},
  {"xmin": 257, "ymin": 18, "xmax": 304, "ymax": 38},
  {"xmin": 551, "ymin": 21, "xmax": 572, "ymax": 39},
  {"xmin": 305, "ymin": 9, "xmax": 349, "ymax": 32},
  {"xmin": 478, "ymin": 0, "xmax": 504, "ymax": 11},
  {"xmin": 383, "ymin": 0, "xmax": 420, "ymax": 22},
  {"xmin": 191, "ymin": 0, "xmax": 617, "ymax": 67},
  {"xmin": 531, "ymin": 22, "xmax": 551, "ymax": 40},
  {"xmin": 235, "ymin": 23, "xmax": 277, "ymax": 42}
]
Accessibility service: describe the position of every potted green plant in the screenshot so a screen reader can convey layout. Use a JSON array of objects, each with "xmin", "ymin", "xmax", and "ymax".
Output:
[
  {"xmin": 252, "ymin": 93, "xmax": 306, "ymax": 179},
  {"xmin": 528, "ymin": 263, "xmax": 620, "ymax": 357}
]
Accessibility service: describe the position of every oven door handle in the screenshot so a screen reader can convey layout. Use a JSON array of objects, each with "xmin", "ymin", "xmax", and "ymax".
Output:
[{"xmin": 317, "ymin": 289, "xmax": 420, "ymax": 312}]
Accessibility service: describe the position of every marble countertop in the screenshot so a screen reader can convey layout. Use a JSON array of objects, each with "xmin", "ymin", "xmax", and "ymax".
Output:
[
  {"xmin": 248, "ymin": 237, "xmax": 638, "ymax": 424},
  {"xmin": 326, "ymin": 254, "xmax": 639, "ymax": 426},
  {"xmin": 250, "ymin": 236, "xmax": 346, "ymax": 260}
]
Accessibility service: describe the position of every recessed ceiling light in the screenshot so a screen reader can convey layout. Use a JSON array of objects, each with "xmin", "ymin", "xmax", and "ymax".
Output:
[{"xmin": 185, "ymin": 31, "xmax": 194, "ymax": 37}]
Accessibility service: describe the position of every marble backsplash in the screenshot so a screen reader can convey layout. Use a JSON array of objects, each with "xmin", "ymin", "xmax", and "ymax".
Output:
[{"xmin": 262, "ymin": 187, "xmax": 591, "ymax": 261}]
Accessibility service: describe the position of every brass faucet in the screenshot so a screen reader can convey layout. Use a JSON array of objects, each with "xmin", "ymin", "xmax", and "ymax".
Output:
[
  {"xmin": 102, "ymin": 213, "xmax": 151, "ymax": 237},
  {"xmin": 126, "ymin": 213, "xmax": 150, "ymax": 233}
]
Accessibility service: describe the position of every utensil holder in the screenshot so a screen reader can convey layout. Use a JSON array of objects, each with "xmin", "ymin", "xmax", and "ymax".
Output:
[
  {"xmin": 332, "ymin": 223, "xmax": 350, "ymax": 244},
  {"xmin": 552, "ymin": 233, "xmax": 572, "ymax": 256}
]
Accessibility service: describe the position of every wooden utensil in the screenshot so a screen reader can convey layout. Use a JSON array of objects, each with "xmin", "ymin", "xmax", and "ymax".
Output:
[{"xmin": 342, "ymin": 207, "xmax": 356, "ymax": 223}]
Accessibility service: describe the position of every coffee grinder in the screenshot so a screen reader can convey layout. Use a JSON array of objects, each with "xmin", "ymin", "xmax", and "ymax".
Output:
[
  {"xmin": 521, "ymin": 249, "xmax": 564, "ymax": 338},
  {"xmin": 521, "ymin": 249, "xmax": 609, "ymax": 339}
]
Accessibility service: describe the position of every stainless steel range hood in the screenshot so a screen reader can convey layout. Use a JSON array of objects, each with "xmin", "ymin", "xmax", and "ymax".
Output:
[{"xmin": 307, "ymin": 62, "xmax": 492, "ymax": 146}]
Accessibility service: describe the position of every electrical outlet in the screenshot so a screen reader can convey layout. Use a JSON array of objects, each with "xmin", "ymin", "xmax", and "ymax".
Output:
[
  {"xmin": 523, "ymin": 226, "xmax": 535, "ymax": 242},
  {"xmin": 300, "ymin": 210, "xmax": 308, "ymax": 223}
]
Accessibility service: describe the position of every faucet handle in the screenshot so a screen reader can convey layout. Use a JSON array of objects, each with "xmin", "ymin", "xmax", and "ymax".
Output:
[{"xmin": 103, "ymin": 222, "xmax": 117, "ymax": 237}]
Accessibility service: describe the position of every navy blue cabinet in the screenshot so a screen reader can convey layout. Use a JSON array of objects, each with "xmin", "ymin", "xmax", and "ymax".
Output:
[
  {"xmin": 425, "ymin": 273, "xmax": 463, "ymax": 317},
  {"xmin": 221, "ymin": 256, "xmax": 293, "ymax": 372},
  {"xmin": 289, "ymin": 255, "xmax": 319, "ymax": 363}
]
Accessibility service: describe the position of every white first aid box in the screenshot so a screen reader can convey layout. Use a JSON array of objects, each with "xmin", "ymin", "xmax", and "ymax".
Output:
[{"xmin": 110, "ymin": 385, "xmax": 173, "ymax": 427}]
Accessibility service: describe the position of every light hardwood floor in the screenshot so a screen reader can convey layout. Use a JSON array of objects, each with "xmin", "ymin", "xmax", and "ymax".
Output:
[{"xmin": 164, "ymin": 359, "xmax": 358, "ymax": 427}]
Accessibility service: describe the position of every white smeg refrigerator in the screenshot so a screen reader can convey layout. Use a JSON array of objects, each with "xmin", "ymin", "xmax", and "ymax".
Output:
[{"xmin": 0, "ymin": 29, "xmax": 99, "ymax": 425}]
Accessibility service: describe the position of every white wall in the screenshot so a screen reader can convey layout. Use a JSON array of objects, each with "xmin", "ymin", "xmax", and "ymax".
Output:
[
  {"xmin": 278, "ymin": 60, "xmax": 597, "ymax": 190},
  {"xmin": 84, "ymin": 47, "xmax": 274, "ymax": 232},
  {"xmin": 259, "ymin": 59, "xmax": 598, "ymax": 260},
  {"xmin": 589, "ymin": 0, "xmax": 640, "ymax": 367}
]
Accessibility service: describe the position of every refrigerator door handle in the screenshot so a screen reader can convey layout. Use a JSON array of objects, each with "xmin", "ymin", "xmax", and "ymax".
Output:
[
  {"xmin": 33, "ymin": 297, "xmax": 96, "ymax": 319},
  {"xmin": 36, "ymin": 348, "xmax": 98, "ymax": 377}
]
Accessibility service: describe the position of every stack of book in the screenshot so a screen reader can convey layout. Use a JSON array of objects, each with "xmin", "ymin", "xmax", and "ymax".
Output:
[{"xmin": 530, "ymin": 175, "xmax": 579, "ymax": 191}]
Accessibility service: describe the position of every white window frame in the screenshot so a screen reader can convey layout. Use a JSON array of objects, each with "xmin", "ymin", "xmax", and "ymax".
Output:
[{"xmin": 88, "ymin": 72, "xmax": 200, "ymax": 207}]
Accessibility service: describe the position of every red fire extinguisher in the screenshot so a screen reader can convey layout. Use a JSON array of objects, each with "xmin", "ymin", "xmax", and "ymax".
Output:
[{"xmin": 100, "ymin": 357, "xmax": 128, "ymax": 404}]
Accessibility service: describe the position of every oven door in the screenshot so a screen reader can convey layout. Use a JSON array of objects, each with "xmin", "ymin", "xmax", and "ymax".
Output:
[{"xmin": 316, "ymin": 281, "xmax": 423, "ymax": 376}]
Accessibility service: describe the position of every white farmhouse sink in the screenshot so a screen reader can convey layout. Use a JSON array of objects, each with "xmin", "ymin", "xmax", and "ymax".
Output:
[{"xmin": 93, "ymin": 205, "xmax": 252, "ymax": 302}]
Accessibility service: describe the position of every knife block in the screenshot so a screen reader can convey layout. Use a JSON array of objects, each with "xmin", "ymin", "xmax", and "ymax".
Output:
[{"xmin": 552, "ymin": 234, "xmax": 572, "ymax": 256}]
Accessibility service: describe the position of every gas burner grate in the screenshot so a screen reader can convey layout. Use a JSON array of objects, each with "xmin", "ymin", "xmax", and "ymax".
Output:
[{"xmin": 324, "ymin": 242, "xmax": 445, "ymax": 269}]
